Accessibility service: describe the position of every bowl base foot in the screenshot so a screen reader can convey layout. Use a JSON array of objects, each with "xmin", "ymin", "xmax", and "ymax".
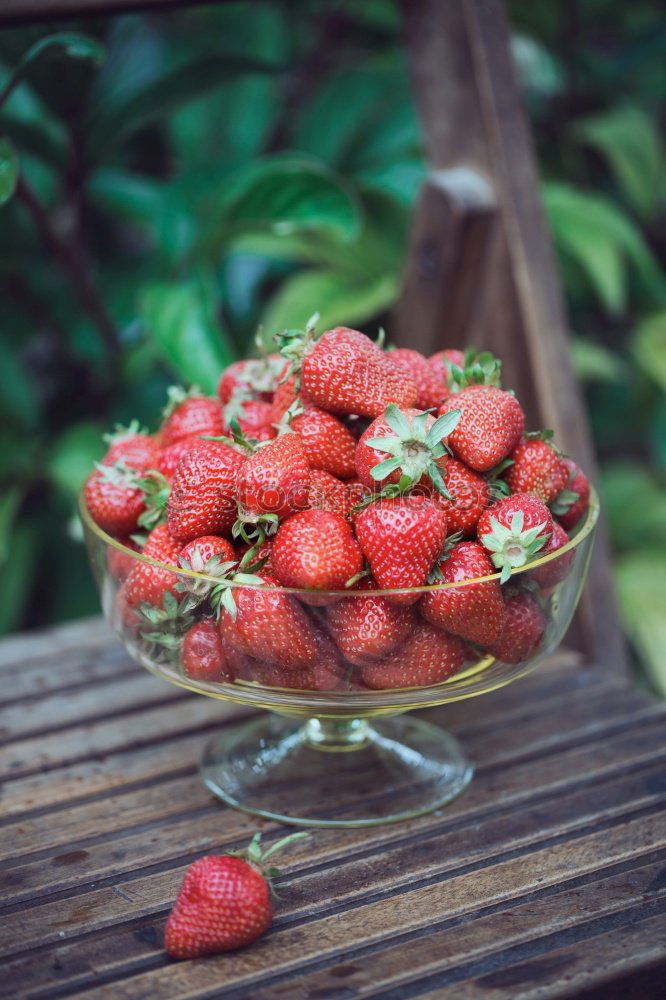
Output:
[{"xmin": 199, "ymin": 713, "xmax": 473, "ymax": 828}]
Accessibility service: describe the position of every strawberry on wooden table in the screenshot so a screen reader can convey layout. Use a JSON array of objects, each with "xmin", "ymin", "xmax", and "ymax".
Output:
[
  {"xmin": 421, "ymin": 541, "xmax": 506, "ymax": 646},
  {"xmin": 551, "ymin": 458, "xmax": 591, "ymax": 531},
  {"xmin": 504, "ymin": 433, "xmax": 569, "ymax": 504},
  {"xmin": 271, "ymin": 510, "xmax": 363, "ymax": 594},
  {"xmin": 438, "ymin": 385, "xmax": 525, "ymax": 473},
  {"xmin": 488, "ymin": 591, "xmax": 546, "ymax": 663},
  {"xmin": 361, "ymin": 622, "xmax": 467, "ymax": 689},
  {"xmin": 477, "ymin": 492, "xmax": 553, "ymax": 583},
  {"xmin": 165, "ymin": 832, "xmax": 307, "ymax": 959},
  {"xmin": 159, "ymin": 387, "xmax": 224, "ymax": 448},
  {"xmin": 168, "ymin": 441, "xmax": 246, "ymax": 544},
  {"xmin": 355, "ymin": 494, "xmax": 447, "ymax": 603}
]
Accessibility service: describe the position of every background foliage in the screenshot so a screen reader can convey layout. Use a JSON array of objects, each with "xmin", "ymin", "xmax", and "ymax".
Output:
[{"xmin": 1, "ymin": 1, "xmax": 665, "ymax": 691}]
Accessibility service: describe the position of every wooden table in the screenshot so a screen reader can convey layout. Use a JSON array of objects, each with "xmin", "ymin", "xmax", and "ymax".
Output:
[{"xmin": 1, "ymin": 618, "xmax": 665, "ymax": 999}]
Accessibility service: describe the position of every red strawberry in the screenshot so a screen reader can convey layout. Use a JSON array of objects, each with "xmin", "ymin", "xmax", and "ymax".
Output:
[
  {"xmin": 391, "ymin": 348, "xmax": 448, "ymax": 410},
  {"xmin": 361, "ymin": 622, "xmax": 467, "ymax": 689},
  {"xmin": 158, "ymin": 436, "xmax": 208, "ymax": 482},
  {"xmin": 223, "ymin": 395, "xmax": 276, "ymax": 443},
  {"xmin": 159, "ymin": 388, "xmax": 224, "ymax": 448},
  {"xmin": 438, "ymin": 385, "xmax": 524, "ymax": 472},
  {"xmin": 476, "ymin": 493, "xmax": 553, "ymax": 583},
  {"xmin": 552, "ymin": 459, "xmax": 590, "ymax": 531},
  {"xmin": 248, "ymin": 622, "xmax": 348, "ymax": 691},
  {"xmin": 290, "ymin": 406, "xmax": 357, "ymax": 479},
  {"xmin": 269, "ymin": 366, "xmax": 300, "ymax": 423},
  {"xmin": 107, "ymin": 536, "xmax": 142, "ymax": 583},
  {"xmin": 421, "ymin": 541, "xmax": 506, "ymax": 646},
  {"xmin": 487, "ymin": 591, "xmax": 545, "ymax": 663},
  {"xmin": 84, "ymin": 463, "xmax": 146, "ymax": 537},
  {"xmin": 504, "ymin": 436, "xmax": 568, "ymax": 504},
  {"xmin": 217, "ymin": 355, "xmax": 283, "ymax": 405},
  {"xmin": 236, "ymin": 537, "xmax": 273, "ymax": 572},
  {"xmin": 529, "ymin": 521, "xmax": 574, "ymax": 589},
  {"xmin": 429, "ymin": 458, "xmax": 490, "ymax": 537},
  {"xmin": 125, "ymin": 524, "xmax": 182, "ymax": 608},
  {"xmin": 355, "ymin": 406, "xmax": 460, "ymax": 494},
  {"xmin": 327, "ymin": 579, "xmax": 418, "ymax": 664},
  {"xmin": 429, "ymin": 348, "xmax": 464, "ymax": 385},
  {"xmin": 182, "ymin": 620, "xmax": 230, "ymax": 682},
  {"xmin": 306, "ymin": 469, "xmax": 354, "ymax": 520},
  {"xmin": 271, "ymin": 510, "xmax": 363, "ymax": 593},
  {"xmin": 218, "ymin": 573, "xmax": 318, "ymax": 669},
  {"xmin": 164, "ymin": 832, "xmax": 306, "ymax": 959},
  {"xmin": 236, "ymin": 432, "xmax": 310, "ymax": 522},
  {"xmin": 355, "ymin": 495, "xmax": 447, "ymax": 603},
  {"xmin": 103, "ymin": 423, "xmax": 161, "ymax": 473},
  {"xmin": 168, "ymin": 441, "xmax": 246, "ymax": 544},
  {"xmin": 283, "ymin": 326, "xmax": 417, "ymax": 419}
]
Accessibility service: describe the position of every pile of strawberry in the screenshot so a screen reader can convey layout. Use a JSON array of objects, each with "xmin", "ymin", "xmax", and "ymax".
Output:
[{"xmin": 85, "ymin": 320, "xmax": 591, "ymax": 691}]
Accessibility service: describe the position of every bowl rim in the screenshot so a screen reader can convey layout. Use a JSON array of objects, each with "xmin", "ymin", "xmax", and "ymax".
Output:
[{"xmin": 78, "ymin": 486, "xmax": 599, "ymax": 596}]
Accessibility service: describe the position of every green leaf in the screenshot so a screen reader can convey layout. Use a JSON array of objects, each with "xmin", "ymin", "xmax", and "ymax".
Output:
[
  {"xmin": 0, "ymin": 33, "xmax": 104, "ymax": 112},
  {"xmin": 0, "ymin": 486, "xmax": 21, "ymax": 565},
  {"xmin": 615, "ymin": 551, "xmax": 666, "ymax": 696},
  {"xmin": 601, "ymin": 461, "xmax": 666, "ymax": 552},
  {"xmin": 260, "ymin": 268, "xmax": 397, "ymax": 343},
  {"xmin": 139, "ymin": 276, "xmax": 236, "ymax": 393},
  {"xmin": 48, "ymin": 422, "xmax": 106, "ymax": 498},
  {"xmin": 0, "ymin": 135, "xmax": 18, "ymax": 206},
  {"xmin": 543, "ymin": 182, "xmax": 666, "ymax": 313},
  {"xmin": 575, "ymin": 105, "xmax": 664, "ymax": 219},
  {"xmin": 0, "ymin": 521, "xmax": 36, "ymax": 634},
  {"xmin": 570, "ymin": 337, "xmax": 625, "ymax": 383},
  {"xmin": 223, "ymin": 161, "xmax": 361, "ymax": 243},
  {"xmin": 86, "ymin": 54, "xmax": 281, "ymax": 160},
  {"xmin": 632, "ymin": 311, "xmax": 666, "ymax": 392}
]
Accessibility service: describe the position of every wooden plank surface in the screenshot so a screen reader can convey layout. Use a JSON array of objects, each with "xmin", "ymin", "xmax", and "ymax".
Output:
[{"xmin": 0, "ymin": 617, "xmax": 664, "ymax": 999}]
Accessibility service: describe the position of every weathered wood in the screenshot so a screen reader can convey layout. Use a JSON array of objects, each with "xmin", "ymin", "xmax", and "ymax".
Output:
[
  {"xmin": 396, "ymin": 0, "xmax": 626, "ymax": 674},
  {"xmin": 0, "ymin": 617, "xmax": 664, "ymax": 998}
]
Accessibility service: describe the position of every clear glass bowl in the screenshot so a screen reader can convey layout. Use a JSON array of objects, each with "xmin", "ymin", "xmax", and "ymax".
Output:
[{"xmin": 80, "ymin": 490, "xmax": 599, "ymax": 828}]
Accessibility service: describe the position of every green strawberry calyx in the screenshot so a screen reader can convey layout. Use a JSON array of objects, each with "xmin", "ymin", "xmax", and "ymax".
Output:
[
  {"xmin": 479, "ymin": 511, "xmax": 551, "ymax": 584},
  {"xmin": 136, "ymin": 471, "xmax": 171, "ymax": 531},
  {"xmin": 275, "ymin": 312, "xmax": 321, "ymax": 392},
  {"xmin": 228, "ymin": 831, "xmax": 309, "ymax": 897},
  {"xmin": 366, "ymin": 404, "xmax": 461, "ymax": 497},
  {"xmin": 161, "ymin": 384, "xmax": 205, "ymax": 421},
  {"xmin": 102, "ymin": 419, "xmax": 149, "ymax": 446},
  {"xmin": 447, "ymin": 347, "xmax": 502, "ymax": 392},
  {"xmin": 550, "ymin": 464, "xmax": 581, "ymax": 516},
  {"xmin": 138, "ymin": 590, "xmax": 199, "ymax": 648}
]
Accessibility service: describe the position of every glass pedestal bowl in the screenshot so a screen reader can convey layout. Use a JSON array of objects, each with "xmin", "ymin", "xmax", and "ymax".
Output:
[{"xmin": 80, "ymin": 491, "xmax": 598, "ymax": 828}]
